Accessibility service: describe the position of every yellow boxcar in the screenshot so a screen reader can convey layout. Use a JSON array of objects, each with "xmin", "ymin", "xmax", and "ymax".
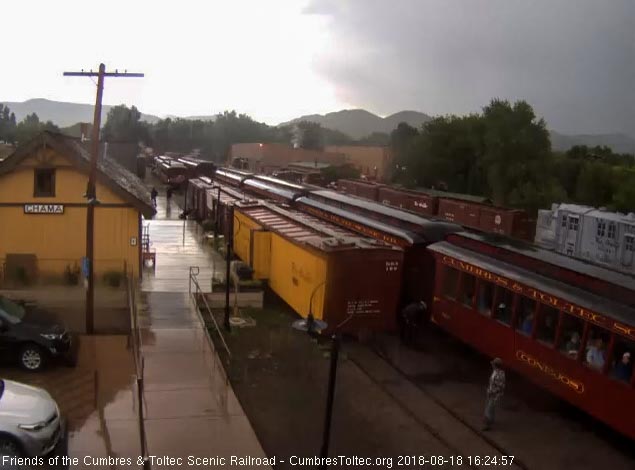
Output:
[
  {"xmin": 233, "ymin": 203, "xmax": 404, "ymax": 332},
  {"xmin": 268, "ymin": 233, "xmax": 327, "ymax": 319}
]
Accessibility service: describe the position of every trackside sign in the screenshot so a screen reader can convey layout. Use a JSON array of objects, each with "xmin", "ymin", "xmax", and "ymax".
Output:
[{"xmin": 24, "ymin": 204, "xmax": 64, "ymax": 214}]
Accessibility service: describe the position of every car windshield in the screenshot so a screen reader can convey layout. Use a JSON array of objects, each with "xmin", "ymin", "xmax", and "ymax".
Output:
[{"xmin": 0, "ymin": 297, "xmax": 26, "ymax": 324}]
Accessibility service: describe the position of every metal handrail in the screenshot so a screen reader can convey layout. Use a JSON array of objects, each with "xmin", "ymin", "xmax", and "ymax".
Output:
[
  {"xmin": 126, "ymin": 272, "xmax": 150, "ymax": 470},
  {"xmin": 189, "ymin": 266, "xmax": 232, "ymax": 358}
]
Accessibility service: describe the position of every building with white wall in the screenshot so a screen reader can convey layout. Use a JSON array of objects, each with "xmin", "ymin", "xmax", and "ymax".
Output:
[{"xmin": 535, "ymin": 203, "xmax": 635, "ymax": 274}]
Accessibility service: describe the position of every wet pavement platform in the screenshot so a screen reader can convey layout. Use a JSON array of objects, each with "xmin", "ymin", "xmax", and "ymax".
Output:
[
  {"xmin": 137, "ymin": 197, "xmax": 269, "ymax": 467},
  {"xmin": 1, "ymin": 335, "xmax": 141, "ymax": 469}
]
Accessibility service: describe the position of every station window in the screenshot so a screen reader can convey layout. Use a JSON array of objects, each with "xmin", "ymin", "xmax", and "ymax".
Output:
[
  {"xmin": 596, "ymin": 220, "xmax": 606, "ymax": 238},
  {"xmin": 584, "ymin": 326, "xmax": 611, "ymax": 372},
  {"xmin": 608, "ymin": 223, "xmax": 616, "ymax": 240},
  {"xmin": 610, "ymin": 337, "xmax": 634, "ymax": 384},
  {"xmin": 477, "ymin": 281, "xmax": 494, "ymax": 316},
  {"xmin": 626, "ymin": 236, "xmax": 634, "ymax": 252},
  {"xmin": 515, "ymin": 297, "xmax": 536, "ymax": 336},
  {"xmin": 442, "ymin": 267, "xmax": 459, "ymax": 300},
  {"xmin": 460, "ymin": 273, "xmax": 476, "ymax": 308},
  {"xmin": 561, "ymin": 215, "xmax": 567, "ymax": 228},
  {"xmin": 536, "ymin": 305, "xmax": 559, "ymax": 345},
  {"xmin": 34, "ymin": 168, "xmax": 55, "ymax": 197},
  {"xmin": 557, "ymin": 314, "xmax": 584, "ymax": 359},
  {"xmin": 493, "ymin": 286, "xmax": 514, "ymax": 326}
]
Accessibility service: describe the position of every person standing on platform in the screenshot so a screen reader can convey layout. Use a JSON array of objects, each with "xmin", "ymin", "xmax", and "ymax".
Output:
[
  {"xmin": 483, "ymin": 357, "xmax": 506, "ymax": 431},
  {"xmin": 150, "ymin": 187, "xmax": 158, "ymax": 207}
]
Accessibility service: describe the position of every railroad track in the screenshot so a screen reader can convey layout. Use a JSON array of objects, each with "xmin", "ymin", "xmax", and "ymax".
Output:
[{"xmin": 347, "ymin": 345, "xmax": 529, "ymax": 470}]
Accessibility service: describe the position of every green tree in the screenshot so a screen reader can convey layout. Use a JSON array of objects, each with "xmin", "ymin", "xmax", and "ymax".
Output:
[
  {"xmin": 0, "ymin": 104, "xmax": 17, "ymax": 143},
  {"xmin": 14, "ymin": 113, "xmax": 59, "ymax": 144},
  {"xmin": 321, "ymin": 164, "xmax": 361, "ymax": 184},
  {"xmin": 356, "ymin": 132, "xmax": 390, "ymax": 146},
  {"xmin": 481, "ymin": 100, "xmax": 553, "ymax": 210},
  {"xmin": 322, "ymin": 127, "xmax": 354, "ymax": 146},
  {"xmin": 611, "ymin": 169, "xmax": 635, "ymax": 213},
  {"xmin": 102, "ymin": 105, "xmax": 149, "ymax": 143},
  {"xmin": 296, "ymin": 121, "xmax": 324, "ymax": 150},
  {"xmin": 574, "ymin": 161, "xmax": 615, "ymax": 207}
]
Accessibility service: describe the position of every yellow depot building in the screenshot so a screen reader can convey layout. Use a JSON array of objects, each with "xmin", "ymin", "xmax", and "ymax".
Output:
[{"xmin": 0, "ymin": 131, "xmax": 154, "ymax": 284}]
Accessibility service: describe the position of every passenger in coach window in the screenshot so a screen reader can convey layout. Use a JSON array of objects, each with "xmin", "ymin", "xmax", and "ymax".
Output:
[
  {"xmin": 613, "ymin": 352, "xmax": 632, "ymax": 382},
  {"xmin": 564, "ymin": 332, "xmax": 581, "ymax": 358},
  {"xmin": 586, "ymin": 338, "xmax": 606, "ymax": 370},
  {"xmin": 521, "ymin": 312, "xmax": 534, "ymax": 335}
]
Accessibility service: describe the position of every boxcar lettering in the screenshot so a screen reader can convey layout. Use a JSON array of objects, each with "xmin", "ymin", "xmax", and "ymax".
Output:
[
  {"xmin": 347, "ymin": 299, "xmax": 380, "ymax": 315},
  {"xmin": 612, "ymin": 322, "xmax": 635, "ymax": 340},
  {"xmin": 516, "ymin": 350, "xmax": 584, "ymax": 394},
  {"xmin": 440, "ymin": 255, "xmax": 627, "ymax": 336}
]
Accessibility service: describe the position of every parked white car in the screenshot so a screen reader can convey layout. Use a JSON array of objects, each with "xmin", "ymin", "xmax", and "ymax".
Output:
[{"xmin": 0, "ymin": 380, "xmax": 61, "ymax": 457}]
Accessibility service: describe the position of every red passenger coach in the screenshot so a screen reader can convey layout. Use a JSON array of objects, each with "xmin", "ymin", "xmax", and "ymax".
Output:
[{"xmin": 427, "ymin": 233, "xmax": 635, "ymax": 440}]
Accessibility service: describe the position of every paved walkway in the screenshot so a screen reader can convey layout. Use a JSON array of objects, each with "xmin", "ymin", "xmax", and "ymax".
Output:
[{"xmin": 137, "ymin": 195, "xmax": 269, "ymax": 466}]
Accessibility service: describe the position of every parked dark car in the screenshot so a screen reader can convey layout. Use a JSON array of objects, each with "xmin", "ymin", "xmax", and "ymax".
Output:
[{"xmin": 0, "ymin": 297, "xmax": 74, "ymax": 372}]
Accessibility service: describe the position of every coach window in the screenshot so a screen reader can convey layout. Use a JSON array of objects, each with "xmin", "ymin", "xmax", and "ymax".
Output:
[
  {"xmin": 493, "ymin": 286, "xmax": 514, "ymax": 326},
  {"xmin": 515, "ymin": 296, "xmax": 536, "ymax": 336},
  {"xmin": 536, "ymin": 305, "xmax": 559, "ymax": 345},
  {"xmin": 557, "ymin": 314, "xmax": 584, "ymax": 359},
  {"xmin": 583, "ymin": 326, "xmax": 611, "ymax": 372},
  {"xmin": 442, "ymin": 267, "xmax": 460, "ymax": 300},
  {"xmin": 609, "ymin": 336, "xmax": 634, "ymax": 384},
  {"xmin": 459, "ymin": 273, "xmax": 476, "ymax": 308},
  {"xmin": 477, "ymin": 280, "xmax": 494, "ymax": 316}
]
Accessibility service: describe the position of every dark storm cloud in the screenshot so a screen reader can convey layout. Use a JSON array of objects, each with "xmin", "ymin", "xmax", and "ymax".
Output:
[{"xmin": 307, "ymin": 0, "xmax": 635, "ymax": 135}]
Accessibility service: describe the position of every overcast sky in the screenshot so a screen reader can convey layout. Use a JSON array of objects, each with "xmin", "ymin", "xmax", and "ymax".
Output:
[{"xmin": 1, "ymin": 0, "xmax": 633, "ymax": 135}]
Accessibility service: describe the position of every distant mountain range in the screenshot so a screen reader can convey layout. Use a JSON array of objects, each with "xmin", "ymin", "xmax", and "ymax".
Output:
[
  {"xmin": 2, "ymin": 99, "xmax": 634, "ymax": 153},
  {"xmin": 549, "ymin": 131, "xmax": 635, "ymax": 154},
  {"xmin": 281, "ymin": 109, "xmax": 432, "ymax": 139},
  {"xmin": 287, "ymin": 109, "xmax": 635, "ymax": 153},
  {"xmin": 0, "ymin": 99, "xmax": 162, "ymax": 128}
]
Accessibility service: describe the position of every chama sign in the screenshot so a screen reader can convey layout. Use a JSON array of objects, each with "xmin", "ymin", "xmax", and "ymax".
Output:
[{"xmin": 24, "ymin": 204, "xmax": 64, "ymax": 214}]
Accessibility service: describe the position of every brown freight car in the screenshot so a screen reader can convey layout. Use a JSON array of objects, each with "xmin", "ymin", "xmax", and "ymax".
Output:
[
  {"xmin": 233, "ymin": 202, "xmax": 405, "ymax": 333},
  {"xmin": 186, "ymin": 177, "xmax": 215, "ymax": 221},
  {"xmin": 478, "ymin": 205, "xmax": 533, "ymax": 239},
  {"xmin": 377, "ymin": 186, "xmax": 439, "ymax": 216},
  {"xmin": 437, "ymin": 198, "xmax": 481, "ymax": 227},
  {"xmin": 337, "ymin": 179, "xmax": 384, "ymax": 201}
]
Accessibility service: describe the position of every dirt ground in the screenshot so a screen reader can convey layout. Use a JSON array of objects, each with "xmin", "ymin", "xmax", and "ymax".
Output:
[
  {"xmin": 203, "ymin": 292, "xmax": 462, "ymax": 470},
  {"xmin": 372, "ymin": 326, "xmax": 635, "ymax": 470}
]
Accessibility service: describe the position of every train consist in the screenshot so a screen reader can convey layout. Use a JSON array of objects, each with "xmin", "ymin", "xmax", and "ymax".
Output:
[
  {"xmin": 152, "ymin": 155, "xmax": 216, "ymax": 188},
  {"xmin": 185, "ymin": 167, "xmax": 635, "ymax": 441},
  {"xmin": 337, "ymin": 179, "xmax": 535, "ymax": 241}
]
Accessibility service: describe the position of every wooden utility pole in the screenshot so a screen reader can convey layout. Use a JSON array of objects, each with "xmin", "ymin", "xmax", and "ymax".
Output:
[{"xmin": 63, "ymin": 64, "xmax": 144, "ymax": 334}]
